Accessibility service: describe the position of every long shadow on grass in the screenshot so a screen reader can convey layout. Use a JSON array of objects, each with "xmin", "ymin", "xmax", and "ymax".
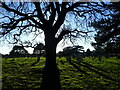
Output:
[{"xmin": 66, "ymin": 57, "xmax": 120, "ymax": 83}]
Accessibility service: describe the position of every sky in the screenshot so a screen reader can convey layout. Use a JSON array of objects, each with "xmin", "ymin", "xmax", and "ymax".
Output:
[
  {"xmin": 0, "ymin": 33, "xmax": 95, "ymax": 55},
  {"xmin": 0, "ymin": 2, "xmax": 98, "ymax": 55}
]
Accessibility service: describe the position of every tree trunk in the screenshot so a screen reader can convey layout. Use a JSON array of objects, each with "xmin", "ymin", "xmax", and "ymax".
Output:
[{"xmin": 40, "ymin": 34, "xmax": 61, "ymax": 89}]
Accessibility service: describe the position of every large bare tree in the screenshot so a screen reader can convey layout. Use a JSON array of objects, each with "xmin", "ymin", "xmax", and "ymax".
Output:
[{"xmin": 0, "ymin": 1, "xmax": 111, "ymax": 89}]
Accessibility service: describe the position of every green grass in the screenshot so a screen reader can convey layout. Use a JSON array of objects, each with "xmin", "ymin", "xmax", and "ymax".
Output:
[{"xmin": 2, "ymin": 57, "xmax": 120, "ymax": 89}]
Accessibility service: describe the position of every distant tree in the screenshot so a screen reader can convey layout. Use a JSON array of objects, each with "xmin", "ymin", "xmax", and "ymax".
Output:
[
  {"xmin": 91, "ymin": 43, "xmax": 104, "ymax": 60},
  {"xmin": 9, "ymin": 45, "xmax": 29, "ymax": 57},
  {"xmin": 61, "ymin": 45, "xmax": 84, "ymax": 57},
  {"xmin": 57, "ymin": 51, "xmax": 63, "ymax": 57},
  {"xmin": 31, "ymin": 43, "xmax": 45, "ymax": 66},
  {"xmin": 72, "ymin": 45, "xmax": 84, "ymax": 57},
  {"xmin": 85, "ymin": 48, "xmax": 91, "ymax": 57},
  {"xmin": 33, "ymin": 43, "xmax": 45, "ymax": 56},
  {"xmin": 62, "ymin": 46, "xmax": 73, "ymax": 56},
  {"xmin": 73, "ymin": 46, "xmax": 84, "ymax": 54},
  {"xmin": 104, "ymin": 37, "xmax": 120, "ymax": 57}
]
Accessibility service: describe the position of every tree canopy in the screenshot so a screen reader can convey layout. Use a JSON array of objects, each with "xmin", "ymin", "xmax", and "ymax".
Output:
[
  {"xmin": 91, "ymin": 2, "xmax": 120, "ymax": 57},
  {"xmin": 91, "ymin": 2, "xmax": 120, "ymax": 43},
  {"xmin": 0, "ymin": 2, "xmax": 112, "ymax": 45}
]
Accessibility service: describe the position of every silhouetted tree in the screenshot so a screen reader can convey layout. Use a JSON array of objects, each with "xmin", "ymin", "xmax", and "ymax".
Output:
[
  {"xmin": 62, "ymin": 46, "xmax": 73, "ymax": 56},
  {"xmin": 85, "ymin": 48, "xmax": 91, "ymax": 57},
  {"xmin": 104, "ymin": 37, "xmax": 120, "ymax": 57},
  {"xmin": 91, "ymin": 2, "xmax": 120, "ymax": 43},
  {"xmin": 31, "ymin": 43, "xmax": 45, "ymax": 66},
  {"xmin": 61, "ymin": 46, "xmax": 84, "ymax": 57},
  {"xmin": 0, "ymin": 2, "xmax": 113, "ymax": 89},
  {"xmin": 91, "ymin": 2, "xmax": 120, "ymax": 58},
  {"xmin": 33, "ymin": 43, "xmax": 45, "ymax": 56},
  {"xmin": 9, "ymin": 45, "xmax": 29, "ymax": 57}
]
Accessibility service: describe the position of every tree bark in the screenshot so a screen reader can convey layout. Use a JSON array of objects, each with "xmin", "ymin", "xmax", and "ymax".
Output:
[{"xmin": 40, "ymin": 33, "xmax": 61, "ymax": 89}]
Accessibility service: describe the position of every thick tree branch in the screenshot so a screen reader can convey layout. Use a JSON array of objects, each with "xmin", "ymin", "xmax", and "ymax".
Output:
[
  {"xmin": 48, "ymin": 3, "xmax": 56, "ymax": 26},
  {"xmin": 61, "ymin": 2, "xmax": 68, "ymax": 10},
  {"xmin": 53, "ymin": 11, "xmax": 66, "ymax": 34},
  {"xmin": 33, "ymin": 2, "xmax": 47, "ymax": 24},
  {"xmin": 66, "ymin": 2, "xmax": 88, "ymax": 12},
  {"xmin": 56, "ymin": 30, "xmax": 70, "ymax": 44},
  {"xmin": 55, "ymin": 2, "xmax": 60, "ymax": 14},
  {"xmin": 66, "ymin": 3, "xmax": 80, "ymax": 12}
]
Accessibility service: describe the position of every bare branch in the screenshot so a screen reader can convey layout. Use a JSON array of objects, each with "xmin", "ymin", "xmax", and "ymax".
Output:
[
  {"xmin": 2, "ymin": 2, "xmax": 28, "ymax": 17},
  {"xmin": 1, "ymin": 2, "xmax": 43, "ymax": 29},
  {"xmin": 33, "ymin": 2, "xmax": 47, "ymax": 23},
  {"xmin": 56, "ymin": 30, "xmax": 71, "ymax": 44}
]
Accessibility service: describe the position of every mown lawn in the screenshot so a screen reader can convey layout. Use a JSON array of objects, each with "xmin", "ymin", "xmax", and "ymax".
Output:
[{"xmin": 2, "ymin": 57, "xmax": 120, "ymax": 89}]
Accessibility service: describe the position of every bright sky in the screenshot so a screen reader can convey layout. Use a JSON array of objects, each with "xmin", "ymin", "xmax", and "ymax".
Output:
[{"xmin": 0, "ymin": 36, "xmax": 95, "ymax": 55}]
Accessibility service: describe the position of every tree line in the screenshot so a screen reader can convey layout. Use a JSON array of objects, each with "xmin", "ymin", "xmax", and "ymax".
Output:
[
  {"xmin": 2, "ymin": 43, "xmax": 45, "ymax": 58},
  {"xmin": 2, "ymin": 41, "xmax": 119, "ymax": 59}
]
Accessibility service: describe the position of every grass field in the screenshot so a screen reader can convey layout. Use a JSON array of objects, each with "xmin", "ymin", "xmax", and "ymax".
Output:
[{"xmin": 2, "ymin": 57, "xmax": 120, "ymax": 89}]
